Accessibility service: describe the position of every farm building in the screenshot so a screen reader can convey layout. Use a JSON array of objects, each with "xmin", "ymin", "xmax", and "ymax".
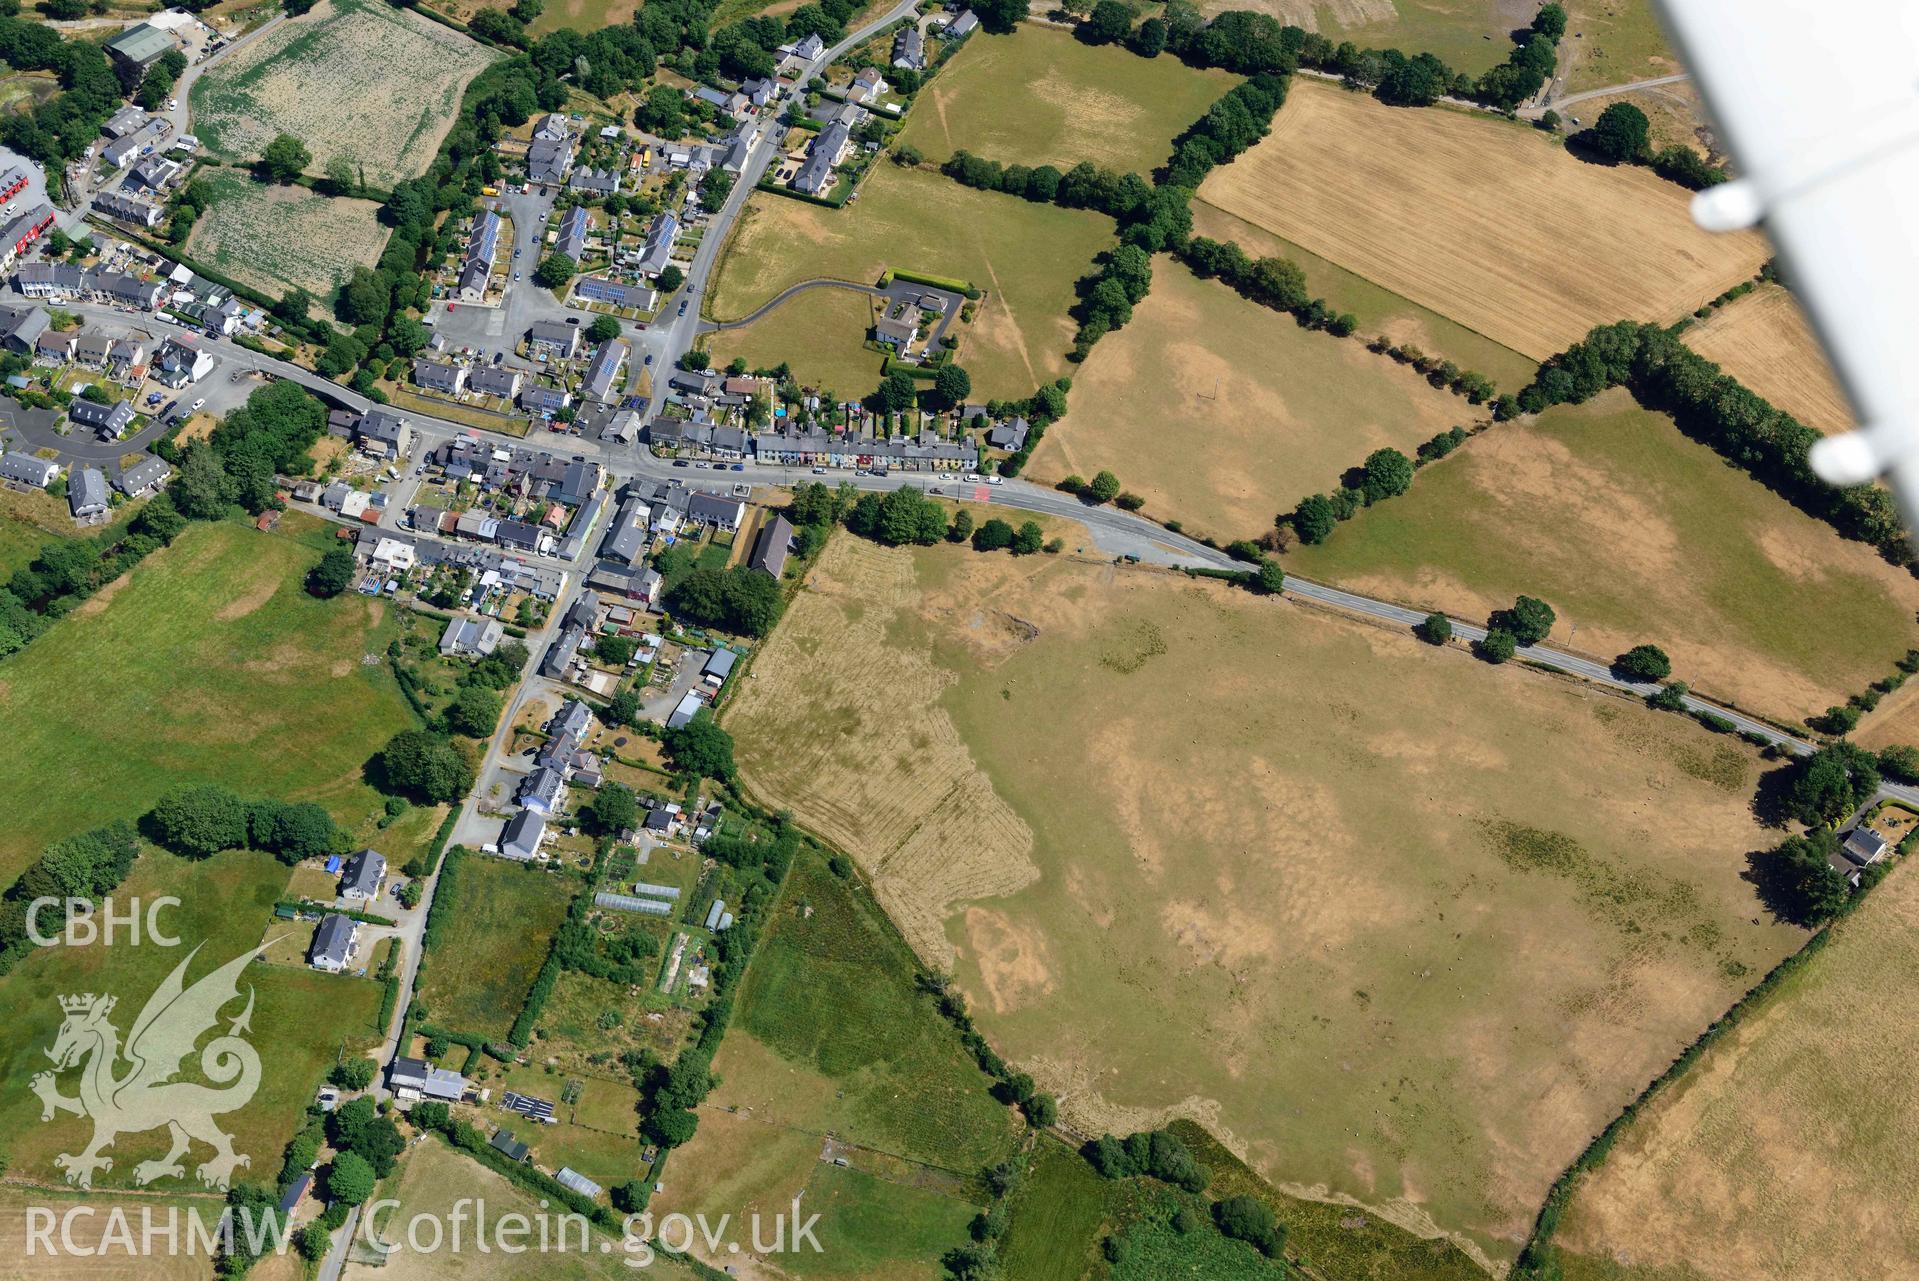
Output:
[
  {"xmin": 388, "ymin": 1057, "xmax": 468, "ymax": 1104},
  {"xmin": 596, "ymin": 891, "xmax": 675, "ymax": 916},
  {"xmin": 702, "ymin": 648, "xmax": 737, "ymax": 689}
]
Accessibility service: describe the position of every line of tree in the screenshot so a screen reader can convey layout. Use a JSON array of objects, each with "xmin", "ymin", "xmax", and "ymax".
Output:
[
  {"xmin": 1161, "ymin": 71, "xmax": 1289, "ymax": 189},
  {"xmin": 1285, "ymin": 445, "xmax": 1417, "ymax": 544},
  {"xmin": 147, "ymin": 783, "xmax": 348, "ymax": 862},
  {"xmin": 0, "ymin": 492, "xmax": 190, "ymax": 661},
  {"xmin": 0, "ymin": 820, "xmax": 140, "ymax": 973},
  {"xmin": 1517, "ymin": 320, "xmax": 1906, "ymax": 557},
  {"xmin": 0, "ymin": 15, "xmax": 128, "ymax": 201},
  {"xmin": 1575, "ymin": 101, "xmax": 1726, "ymax": 191}
]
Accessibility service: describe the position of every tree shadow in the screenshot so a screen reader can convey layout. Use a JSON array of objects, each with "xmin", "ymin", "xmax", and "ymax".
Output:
[
  {"xmin": 1749, "ymin": 760, "xmax": 1801, "ymax": 829},
  {"xmin": 1742, "ymin": 845, "xmax": 1816, "ymax": 926}
]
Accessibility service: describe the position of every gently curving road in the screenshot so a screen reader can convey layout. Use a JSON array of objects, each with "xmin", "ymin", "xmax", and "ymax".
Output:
[{"xmin": 702, "ymin": 277, "xmax": 887, "ymax": 331}]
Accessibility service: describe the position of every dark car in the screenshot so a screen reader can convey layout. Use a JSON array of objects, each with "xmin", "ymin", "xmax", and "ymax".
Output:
[
  {"xmin": 731, "ymin": 463, "xmax": 744, "ymax": 471},
  {"xmin": 672, "ymin": 459, "xmax": 689, "ymax": 468}
]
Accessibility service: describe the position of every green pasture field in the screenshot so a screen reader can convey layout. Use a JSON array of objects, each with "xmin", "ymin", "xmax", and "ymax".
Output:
[
  {"xmin": 1285, "ymin": 389, "xmax": 1919, "ymax": 723},
  {"xmin": 709, "ymin": 164, "xmax": 1112, "ymax": 400},
  {"xmin": 0, "ymin": 518, "xmax": 416, "ymax": 883},
  {"xmin": 417, "ymin": 857, "xmax": 576, "ymax": 1042},
  {"xmin": 0, "ymin": 848, "xmax": 383, "ymax": 1193},
  {"xmin": 898, "ymin": 23, "xmax": 1236, "ymax": 173},
  {"xmin": 704, "ymin": 286, "xmax": 884, "ymax": 402}
]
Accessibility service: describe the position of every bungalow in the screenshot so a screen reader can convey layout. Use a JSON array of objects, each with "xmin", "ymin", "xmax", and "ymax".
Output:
[
  {"xmin": 387, "ymin": 1056, "xmax": 467, "ymax": 1103},
  {"xmin": 499, "ymin": 808, "xmax": 547, "ymax": 861},
  {"xmin": 574, "ymin": 276, "xmax": 656, "ymax": 311},
  {"xmin": 689, "ymin": 85, "xmax": 732, "ymax": 112},
  {"xmin": 581, "ymin": 338, "xmax": 629, "ymax": 403},
  {"xmin": 985, "ymin": 417, "xmax": 1030, "ymax": 452},
  {"xmin": 0, "ymin": 453, "xmax": 58, "ymax": 489},
  {"xmin": 892, "ymin": 25, "xmax": 926, "ymax": 69},
  {"xmin": 702, "ymin": 647, "xmax": 737, "ymax": 688},
  {"xmin": 413, "ymin": 358, "xmax": 468, "ymax": 395},
  {"xmin": 440, "ymin": 615, "xmax": 505, "ymax": 658},
  {"xmin": 339, "ymin": 849, "xmax": 385, "ymax": 902},
  {"xmin": 945, "ymin": 8, "xmax": 979, "ymax": 36},
  {"xmin": 1831, "ymin": 826, "xmax": 1891, "ymax": 888},
  {"xmin": 637, "ymin": 211, "xmax": 678, "ymax": 277},
  {"xmin": 307, "ymin": 914, "xmax": 358, "ymax": 973},
  {"xmin": 92, "ymin": 189, "xmax": 162, "ymax": 228},
  {"xmin": 468, "ymin": 365, "xmax": 522, "ymax": 399},
  {"xmin": 68, "ymin": 397, "xmax": 135, "ymax": 440},
  {"xmin": 556, "ymin": 205, "xmax": 591, "ymax": 263},
  {"xmin": 356, "ymin": 408, "xmax": 412, "ymax": 459},
  {"xmin": 749, "ymin": 513, "xmax": 794, "ymax": 579},
  {"xmin": 67, "ymin": 466, "xmax": 109, "ymax": 520},
  {"xmin": 113, "ymin": 455, "xmax": 170, "ymax": 496},
  {"xmin": 528, "ymin": 319, "xmax": 581, "ymax": 360}
]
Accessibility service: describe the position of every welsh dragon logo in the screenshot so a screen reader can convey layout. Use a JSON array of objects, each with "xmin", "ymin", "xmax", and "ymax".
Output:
[{"xmin": 31, "ymin": 943, "xmax": 265, "ymax": 1190}]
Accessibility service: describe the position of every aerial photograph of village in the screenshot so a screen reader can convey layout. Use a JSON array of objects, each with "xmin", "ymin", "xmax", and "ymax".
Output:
[{"xmin": 0, "ymin": 0, "xmax": 1907, "ymax": 1277}]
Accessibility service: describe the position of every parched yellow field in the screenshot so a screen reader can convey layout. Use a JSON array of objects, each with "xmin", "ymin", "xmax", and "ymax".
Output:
[
  {"xmin": 728, "ymin": 534, "xmax": 1806, "ymax": 1267},
  {"xmin": 1683, "ymin": 285, "xmax": 1850, "ymax": 434},
  {"xmin": 1555, "ymin": 863, "xmax": 1919, "ymax": 1281},
  {"xmin": 725, "ymin": 536, "xmax": 1039, "ymax": 962},
  {"xmin": 1028, "ymin": 255, "xmax": 1470, "ymax": 539},
  {"xmin": 190, "ymin": 0, "xmax": 499, "ymax": 186},
  {"xmin": 1197, "ymin": 79, "xmax": 1770, "ymax": 359},
  {"xmin": 0, "ymin": 1186, "xmax": 221, "ymax": 1280}
]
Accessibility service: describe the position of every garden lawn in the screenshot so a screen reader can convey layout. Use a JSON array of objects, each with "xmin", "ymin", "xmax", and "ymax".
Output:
[
  {"xmin": 0, "ymin": 849, "xmax": 384, "ymax": 1192},
  {"xmin": 709, "ymin": 164, "xmax": 1113, "ymax": 399},
  {"xmin": 416, "ymin": 856, "xmax": 576, "ymax": 1042},
  {"xmin": 1285, "ymin": 389, "xmax": 1919, "ymax": 723},
  {"xmin": 0, "ymin": 518, "xmax": 415, "ymax": 883},
  {"xmin": 898, "ymin": 23, "xmax": 1236, "ymax": 173},
  {"xmin": 704, "ymin": 286, "xmax": 884, "ymax": 401}
]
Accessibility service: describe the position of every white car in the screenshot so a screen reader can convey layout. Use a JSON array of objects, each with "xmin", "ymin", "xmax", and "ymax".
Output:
[
  {"xmin": 189, "ymin": 398, "xmax": 205, "ymax": 413},
  {"xmin": 987, "ymin": 476, "xmax": 1004, "ymax": 486},
  {"xmin": 963, "ymin": 472, "xmax": 982, "ymax": 483}
]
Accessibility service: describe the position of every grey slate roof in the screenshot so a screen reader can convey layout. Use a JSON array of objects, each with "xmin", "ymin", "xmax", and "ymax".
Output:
[
  {"xmin": 749, "ymin": 513, "xmax": 794, "ymax": 579},
  {"xmin": 68, "ymin": 465, "xmax": 109, "ymax": 516},
  {"xmin": 113, "ymin": 455, "xmax": 170, "ymax": 494},
  {"xmin": 309, "ymin": 914, "xmax": 355, "ymax": 968},
  {"xmin": 340, "ymin": 849, "xmax": 385, "ymax": 898}
]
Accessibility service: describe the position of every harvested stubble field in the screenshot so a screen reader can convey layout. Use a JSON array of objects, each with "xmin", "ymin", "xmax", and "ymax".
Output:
[
  {"xmin": 0, "ymin": 1186, "xmax": 222, "ymax": 1280},
  {"xmin": 0, "ymin": 519, "xmax": 415, "ymax": 884},
  {"xmin": 1196, "ymin": 79, "xmax": 1769, "ymax": 359},
  {"xmin": 1286, "ymin": 389, "xmax": 1919, "ymax": 723},
  {"xmin": 189, "ymin": 0, "xmax": 499, "ymax": 187},
  {"xmin": 1853, "ymin": 676, "xmax": 1919, "ymax": 755},
  {"xmin": 729, "ymin": 533, "xmax": 1809, "ymax": 1267},
  {"xmin": 1555, "ymin": 863, "xmax": 1919, "ymax": 1281},
  {"xmin": 897, "ymin": 23, "xmax": 1235, "ymax": 173},
  {"xmin": 1188, "ymin": 198, "xmax": 1540, "ymax": 394},
  {"xmin": 1027, "ymin": 255, "xmax": 1468, "ymax": 540},
  {"xmin": 1683, "ymin": 284, "xmax": 1850, "ymax": 434},
  {"xmin": 188, "ymin": 170, "xmax": 387, "ymax": 301},
  {"xmin": 708, "ymin": 165, "xmax": 1113, "ymax": 399}
]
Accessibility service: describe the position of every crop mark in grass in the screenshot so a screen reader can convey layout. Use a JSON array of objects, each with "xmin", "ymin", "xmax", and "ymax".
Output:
[{"xmin": 1099, "ymin": 619, "xmax": 1167, "ymax": 675}]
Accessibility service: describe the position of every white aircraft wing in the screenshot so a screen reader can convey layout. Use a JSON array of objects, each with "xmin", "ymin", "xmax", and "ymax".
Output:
[{"xmin": 1655, "ymin": 0, "xmax": 1919, "ymax": 531}]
